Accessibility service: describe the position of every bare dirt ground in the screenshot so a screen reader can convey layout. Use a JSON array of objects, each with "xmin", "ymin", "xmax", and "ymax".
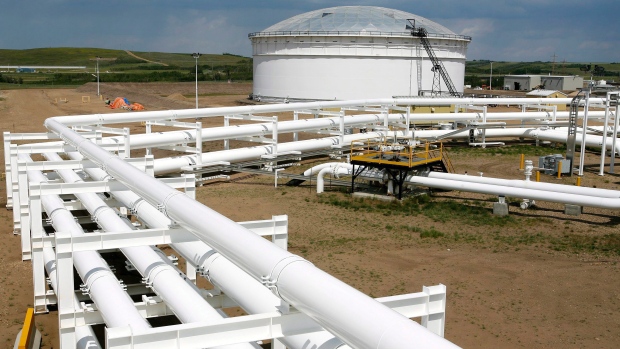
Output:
[{"xmin": 0, "ymin": 84, "xmax": 619, "ymax": 349}]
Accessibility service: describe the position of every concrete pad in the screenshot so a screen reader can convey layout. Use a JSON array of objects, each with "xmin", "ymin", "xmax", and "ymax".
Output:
[
  {"xmin": 493, "ymin": 202, "xmax": 509, "ymax": 216},
  {"xmin": 352, "ymin": 192, "xmax": 397, "ymax": 202},
  {"xmin": 564, "ymin": 204, "xmax": 583, "ymax": 216}
]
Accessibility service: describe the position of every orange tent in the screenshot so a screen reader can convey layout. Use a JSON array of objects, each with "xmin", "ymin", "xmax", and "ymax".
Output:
[
  {"xmin": 109, "ymin": 97, "xmax": 129, "ymax": 109},
  {"xmin": 130, "ymin": 103, "xmax": 145, "ymax": 111}
]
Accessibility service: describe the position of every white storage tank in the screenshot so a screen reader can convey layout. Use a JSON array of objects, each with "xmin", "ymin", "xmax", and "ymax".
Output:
[{"xmin": 249, "ymin": 6, "xmax": 471, "ymax": 101}]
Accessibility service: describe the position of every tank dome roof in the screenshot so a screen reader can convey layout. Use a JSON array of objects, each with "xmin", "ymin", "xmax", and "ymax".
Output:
[{"xmin": 259, "ymin": 6, "xmax": 457, "ymax": 36}]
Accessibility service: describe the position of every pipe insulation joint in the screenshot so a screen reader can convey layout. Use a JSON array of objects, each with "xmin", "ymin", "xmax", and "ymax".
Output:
[
  {"xmin": 157, "ymin": 191, "xmax": 186, "ymax": 218},
  {"xmin": 80, "ymin": 269, "xmax": 114, "ymax": 295},
  {"xmin": 129, "ymin": 197, "xmax": 145, "ymax": 215},
  {"xmin": 199, "ymin": 252, "xmax": 222, "ymax": 282},
  {"xmin": 263, "ymin": 256, "xmax": 313, "ymax": 297},
  {"xmin": 91, "ymin": 205, "xmax": 116, "ymax": 224},
  {"xmin": 142, "ymin": 263, "xmax": 177, "ymax": 290}
]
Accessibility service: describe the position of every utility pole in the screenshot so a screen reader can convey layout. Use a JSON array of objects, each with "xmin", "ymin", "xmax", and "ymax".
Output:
[
  {"xmin": 192, "ymin": 53, "xmax": 201, "ymax": 109},
  {"xmin": 551, "ymin": 52, "xmax": 557, "ymax": 75},
  {"xmin": 90, "ymin": 57, "xmax": 116, "ymax": 95},
  {"xmin": 489, "ymin": 62, "xmax": 493, "ymax": 90},
  {"xmin": 96, "ymin": 56, "xmax": 101, "ymax": 96}
]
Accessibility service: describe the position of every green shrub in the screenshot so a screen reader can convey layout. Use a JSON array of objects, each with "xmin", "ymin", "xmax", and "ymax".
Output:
[{"xmin": 420, "ymin": 227, "xmax": 444, "ymax": 238}]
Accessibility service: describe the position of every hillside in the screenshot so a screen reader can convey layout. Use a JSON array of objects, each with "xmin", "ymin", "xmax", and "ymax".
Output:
[
  {"xmin": 0, "ymin": 48, "xmax": 253, "ymax": 87},
  {"xmin": 0, "ymin": 48, "xmax": 250, "ymax": 68},
  {"xmin": 0, "ymin": 47, "xmax": 617, "ymax": 89}
]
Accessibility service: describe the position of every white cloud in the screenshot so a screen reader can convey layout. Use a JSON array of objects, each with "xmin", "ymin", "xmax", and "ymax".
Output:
[
  {"xmin": 578, "ymin": 40, "xmax": 612, "ymax": 51},
  {"xmin": 442, "ymin": 18, "xmax": 496, "ymax": 38}
]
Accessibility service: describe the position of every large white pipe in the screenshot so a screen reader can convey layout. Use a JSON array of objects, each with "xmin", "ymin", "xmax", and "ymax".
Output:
[
  {"xmin": 26, "ymin": 110, "xmax": 608, "ymax": 154},
  {"xmin": 152, "ymin": 131, "xmax": 406, "ymax": 174},
  {"xmin": 67, "ymin": 153, "xmax": 355, "ymax": 349},
  {"xmin": 102, "ymin": 110, "xmax": 605, "ymax": 150},
  {"xmin": 43, "ymin": 153, "xmax": 258, "ymax": 349},
  {"xmin": 73, "ymin": 160, "xmax": 350, "ymax": 349},
  {"xmin": 43, "ymin": 246, "xmax": 101, "ymax": 349},
  {"xmin": 150, "ymin": 128, "xmax": 531, "ymax": 174},
  {"xmin": 409, "ymin": 176, "xmax": 620, "ymax": 209},
  {"xmin": 52, "ymin": 97, "xmax": 600, "ymax": 126},
  {"xmin": 427, "ymin": 172, "xmax": 620, "ymax": 198},
  {"xmin": 46, "ymin": 118, "xmax": 459, "ymax": 349},
  {"xmin": 65, "ymin": 154, "xmax": 281, "ymax": 311},
  {"xmin": 317, "ymin": 165, "xmax": 353, "ymax": 194},
  {"xmin": 20, "ymin": 155, "xmax": 151, "ymax": 331},
  {"xmin": 306, "ymin": 161, "xmax": 620, "ymax": 209},
  {"xmin": 69, "ymin": 153, "xmax": 281, "ymax": 314},
  {"xmin": 147, "ymin": 126, "xmax": 620, "ymax": 175}
]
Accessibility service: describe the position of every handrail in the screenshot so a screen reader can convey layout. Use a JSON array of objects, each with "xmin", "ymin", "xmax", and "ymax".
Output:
[
  {"xmin": 350, "ymin": 140, "xmax": 444, "ymax": 168},
  {"xmin": 441, "ymin": 145, "xmax": 455, "ymax": 173},
  {"xmin": 249, "ymin": 30, "xmax": 472, "ymax": 41}
]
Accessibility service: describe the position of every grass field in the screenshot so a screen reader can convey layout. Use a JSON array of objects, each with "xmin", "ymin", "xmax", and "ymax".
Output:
[
  {"xmin": 0, "ymin": 48, "xmax": 249, "ymax": 68},
  {"xmin": 0, "ymin": 47, "xmax": 617, "ymax": 90},
  {"xmin": 0, "ymin": 48, "xmax": 253, "ymax": 88}
]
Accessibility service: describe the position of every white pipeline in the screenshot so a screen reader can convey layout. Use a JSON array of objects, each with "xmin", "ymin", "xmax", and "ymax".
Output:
[
  {"xmin": 102, "ymin": 110, "xmax": 605, "ymax": 150},
  {"xmin": 152, "ymin": 131, "xmax": 406, "ymax": 174},
  {"xmin": 20, "ymin": 155, "xmax": 151, "ymax": 331},
  {"xmin": 427, "ymin": 172, "xmax": 620, "ymax": 198},
  {"xmin": 69, "ymin": 152, "xmax": 351, "ymax": 349},
  {"xmin": 46, "ymin": 117, "xmax": 459, "ymax": 349},
  {"xmin": 317, "ymin": 164, "xmax": 353, "ymax": 194},
  {"xmin": 72, "ymin": 152, "xmax": 284, "ymax": 315},
  {"xmin": 408, "ymin": 176, "xmax": 620, "ymax": 209},
  {"xmin": 51, "ymin": 97, "xmax": 599, "ymax": 126},
  {"xmin": 148, "ymin": 126, "xmax": 619, "ymax": 175},
  {"xmin": 306, "ymin": 163, "xmax": 620, "ymax": 210},
  {"xmin": 43, "ymin": 153, "xmax": 258, "ymax": 349},
  {"xmin": 43, "ymin": 248, "xmax": 101, "ymax": 349}
]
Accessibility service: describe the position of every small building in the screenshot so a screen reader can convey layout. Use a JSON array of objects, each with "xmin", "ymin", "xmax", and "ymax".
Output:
[
  {"xmin": 526, "ymin": 90, "xmax": 568, "ymax": 98},
  {"xmin": 504, "ymin": 75, "xmax": 542, "ymax": 91},
  {"xmin": 540, "ymin": 75, "xmax": 583, "ymax": 91},
  {"xmin": 526, "ymin": 90, "xmax": 568, "ymax": 111},
  {"xmin": 505, "ymin": 75, "xmax": 583, "ymax": 91}
]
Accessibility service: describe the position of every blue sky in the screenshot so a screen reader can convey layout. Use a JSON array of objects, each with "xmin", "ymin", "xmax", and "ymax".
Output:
[{"xmin": 0, "ymin": 0, "xmax": 618, "ymax": 62}]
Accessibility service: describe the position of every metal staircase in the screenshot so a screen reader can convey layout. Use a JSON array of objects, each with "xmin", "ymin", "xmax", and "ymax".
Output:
[
  {"xmin": 441, "ymin": 150, "xmax": 455, "ymax": 173},
  {"xmin": 409, "ymin": 20, "xmax": 461, "ymax": 97}
]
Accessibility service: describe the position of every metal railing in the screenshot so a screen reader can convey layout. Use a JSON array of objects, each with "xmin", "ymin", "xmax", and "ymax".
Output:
[
  {"xmin": 351, "ymin": 141, "xmax": 449, "ymax": 168},
  {"xmin": 249, "ymin": 30, "xmax": 471, "ymax": 41}
]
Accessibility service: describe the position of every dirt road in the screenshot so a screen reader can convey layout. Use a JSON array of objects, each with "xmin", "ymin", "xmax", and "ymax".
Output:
[{"xmin": 125, "ymin": 50, "xmax": 168, "ymax": 66}]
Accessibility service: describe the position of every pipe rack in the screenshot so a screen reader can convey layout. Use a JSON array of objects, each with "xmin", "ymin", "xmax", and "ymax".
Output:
[{"xmin": 5, "ymin": 95, "xmax": 618, "ymax": 348}]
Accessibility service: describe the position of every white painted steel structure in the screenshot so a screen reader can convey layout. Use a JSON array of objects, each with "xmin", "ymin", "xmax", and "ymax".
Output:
[
  {"xmin": 43, "ymin": 116, "xmax": 459, "ymax": 349},
  {"xmin": 5, "ymin": 95, "xmax": 619, "ymax": 348},
  {"xmin": 250, "ymin": 6, "xmax": 471, "ymax": 101}
]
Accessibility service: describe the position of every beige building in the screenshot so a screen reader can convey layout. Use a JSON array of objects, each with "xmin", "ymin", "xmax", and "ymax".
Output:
[{"xmin": 526, "ymin": 90, "xmax": 568, "ymax": 111}]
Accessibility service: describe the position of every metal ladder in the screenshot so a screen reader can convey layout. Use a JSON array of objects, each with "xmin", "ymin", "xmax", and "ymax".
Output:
[
  {"xmin": 416, "ymin": 45, "xmax": 423, "ymax": 93},
  {"xmin": 566, "ymin": 92, "xmax": 584, "ymax": 174}
]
